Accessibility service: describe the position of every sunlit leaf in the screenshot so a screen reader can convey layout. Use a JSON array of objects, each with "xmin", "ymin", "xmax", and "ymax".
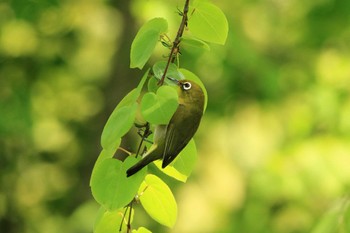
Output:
[
  {"xmin": 101, "ymin": 104, "xmax": 138, "ymax": 151},
  {"xmin": 172, "ymin": 139, "xmax": 197, "ymax": 177},
  {"xmin": 139, "ymin": 174, "xmax": 177, "ymax": 228},
  {"xmin": 132, "ymin": 227, "xmax": 152, "ymax": 233},
  {"xmin": 188, "ymin": 1, "xmax": 228, "ymax": 44},
  {"xmin": 154, "ymin": 139, "xmax": 197, "ymax": 182},
  {"xmin": 154, "ymin": 160, "xmax": 187, "ymax": 182},
  {"xmin": 136, "ymin": 69, "xmax": 150, "ymax": 93},
  {"xmin": 100, "ymin": 74, "xmax": 147, "ymax": 151},
  {"xmin": 147, "ymin": 76, "xmax": 159, "ymax": 93},
  {"xmin": 90, "ymin": 147, "xmax": 120, "ymax": 186},
  {"xmin": 130, "ymin": 18, "xmax": 168, "ymax": 69},
  {"xmin": 152, "ymin": 61, "xmax": 184, "ymax": 83},
  {"xmin": 94, "ymin": 206, "xmax": 134, "ymax": 233},
  {"xmin": 141, "ymin": 86, "xmax": 178, "ymax": 125},
  {"xmin": 90, "ymin": 157, "xmax": 146, "ymax": 210},
  {"xmin": 181, "ymin": 35, "xmax": 210, "ymax": 53},
  {"xmin": 115, "ymin": 69, "xmax": 149, "ymax": 110},
  {"xmin": 97, "ymin": 147, "xmax": 119, "ymax": 163},
  {"xmin": 179, "ymin": 68, "xmax": 208, "ymax": 111}
]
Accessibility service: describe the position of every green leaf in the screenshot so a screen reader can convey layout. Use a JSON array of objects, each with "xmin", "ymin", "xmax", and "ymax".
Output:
[
  {"xmin": 100, "ymin": 69, "xmax": 148, "ymax": 150},
  {"xmin": 188, "ymin": 1, "xmax": 228, "ymax": 44},
  {"xmin": 154, "ymin": 139, "xmax": 197, "ymax": 182},
  {"xmin": 136, "ymin": 69, "xmax": 150, "ymax": 93},
  {"xmin": 101, "ymin": 103, "xmax": 138, "ymax": 151},
  {"xmin": 139, "ymin": 174, "xmax": 177, "ymax": 228},
  {"xmin": 141, "ymin": 86, "xmax": 178, "ymax": 125},
  {"xmin": 181, "ymin": 35, "xmax": 210, "ymax": 53},
  {"xmin": 98, "ymin": 147, "xmax": 119, "ymax": 162},
  {"xmin": 154, "ymin": 160, "xmax": 187, "ymax": 182},
  {"xmin": 90, "ymin": 157, "xmax": 146, "ymax": 210},
  {"xmin": 94, "ymin": 207, "xmax": 134, "ymax": 233},
  {"xmin": 179, "ymin": 68, "xmax": 208, "ymax": 112},
  {"xmin": 147, "ymin": 76, "xmax": 159, "ymax": 93},
  {"xmin": 152, "ymin": 61, "xmax": 184, "ymax": 84},
  {"xmin": 130, "ymin": 18, "xmax": 168, "ymax": 69},
  {"xmin": 132, "ymin": 227, "xmax": 152, "ymax": 233},
  {"xmin": 98, "ymin": 146, "xmax": 120, "ymax": 163},
  {"xmin": 90, "ymin": 147, "xmax": 120, "ymax": 186},
  {"xmin": 172, "ymin": 139, "xmax": 198, "ymax": 177}
]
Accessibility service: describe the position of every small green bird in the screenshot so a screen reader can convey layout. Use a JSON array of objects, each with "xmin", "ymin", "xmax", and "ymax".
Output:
[{"xmin": 126, "ymin": 78, "xmax": 205, "ymax": 177}]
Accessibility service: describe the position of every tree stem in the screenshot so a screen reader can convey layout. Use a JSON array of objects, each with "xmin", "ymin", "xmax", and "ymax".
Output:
[{"xmin": 158, "ymin": 0, "xmax": 190, "ymax": 85}]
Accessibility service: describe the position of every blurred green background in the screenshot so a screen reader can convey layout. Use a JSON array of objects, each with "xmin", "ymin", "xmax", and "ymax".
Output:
[{"xmin": 1, "ymin": 0, "xmax": 350, "ymax": 232}]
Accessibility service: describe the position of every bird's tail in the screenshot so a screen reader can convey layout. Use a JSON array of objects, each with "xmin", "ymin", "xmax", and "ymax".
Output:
[{"xmin": 126, "ymin": 154, "xmax": 156, "ymax": 177}]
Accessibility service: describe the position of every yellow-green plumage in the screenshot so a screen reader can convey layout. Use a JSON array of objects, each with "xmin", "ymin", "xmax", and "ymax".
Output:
[{"xmin": 126, "ymin": 79, "xmax": 205, "ymax": 177}]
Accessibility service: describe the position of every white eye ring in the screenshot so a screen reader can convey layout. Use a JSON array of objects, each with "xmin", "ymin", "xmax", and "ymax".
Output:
[{"xmin": 182, "ymin": 82, "xmax": 192, "ymax": 90}]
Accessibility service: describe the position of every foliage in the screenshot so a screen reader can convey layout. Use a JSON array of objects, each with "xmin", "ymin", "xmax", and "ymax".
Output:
[
  {"xmin": 1, "ymin": 0, "xmax": 350, "ymax": 232},
  {"xmin": 89, "ymin": 0, "xmax": 228, "ymax": 231}
]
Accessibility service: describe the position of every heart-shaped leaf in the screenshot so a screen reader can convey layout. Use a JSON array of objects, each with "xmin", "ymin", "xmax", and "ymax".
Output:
[
  {"xmin": 188, "ymin": 1, "xmax": 228, "ymax": 45},
  {"xmin": 100, "ymin": 70, "xmax": 149, "ymax": 151},
  {"xmin": 154, "ymin": 160, "xmax": 187, "ymax": 182},
  {"xmin": 94, "ymin": 206, "xmax": 134, "ymax": 233},
  {"xmin": 152, "ymin": 61, "xmax": 184, "ymax": 83},
  {"xmin": 154, "ymin": 139, "xmax": 197, "ymax": 182},
  {"xmin": 139, "ymin": 174, "xmax": 177, "ymax": 228},
  {"xmin": 90, "ymin": 157, "xmax": 146, "ymax": 210},
  {"xmin": 147, "ymin": 76, "xmax": 159, "ymax": 93},
  {"xmin": 90, "ymin": 147, "xmax": 121, "ymax": 187},
  {"xmin": 141, "ymin": 86, "xmax": 178, "ymax": 125},
  {"xmin": 101, "ymin": 103, "xmax": 137, "ymax": 151},
  {"xmin": 132, "ymin": 227, "xmax": 152, "ymax": 233},
  {"xmin": 181, "ymin": 35, "xmax": 210, "ymax": 53},
  {"xmin": 130, "ymin": 18, "xmax": 168, "ymax": 69}
]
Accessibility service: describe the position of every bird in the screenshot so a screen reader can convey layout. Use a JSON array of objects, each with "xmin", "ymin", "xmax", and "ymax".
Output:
[{"xmin": 126, "ymin": 78, "xmax": 205, "ymax": 177}]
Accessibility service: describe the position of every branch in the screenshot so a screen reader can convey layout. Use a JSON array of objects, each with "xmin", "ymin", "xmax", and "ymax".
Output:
[{"xmin": 158, "ymin": 0, "xmax": 190, "ymax": 85}]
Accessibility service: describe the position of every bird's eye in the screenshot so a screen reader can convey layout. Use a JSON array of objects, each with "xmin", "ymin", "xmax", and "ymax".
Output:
[{"xmin": 182, "ymin": 82, "xmax": 192, "ymax": 90}]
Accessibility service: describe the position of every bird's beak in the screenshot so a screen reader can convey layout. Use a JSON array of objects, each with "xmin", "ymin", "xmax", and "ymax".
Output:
[{"xmin": 167, "ymin": 77, "xmax": 180, "ymax": 85}]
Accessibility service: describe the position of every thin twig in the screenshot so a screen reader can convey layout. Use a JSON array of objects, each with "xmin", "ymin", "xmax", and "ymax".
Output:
[
  {"xmin": 127, "ymin": 202, "xmax": 133, "ymax": 233},
  {"xmin": 119, "ymin": 207, "xmax": 129, "ymax": 232},
  {"xmin": 158, "ymin": 0, "xmax": 190, "ymax": 85}
]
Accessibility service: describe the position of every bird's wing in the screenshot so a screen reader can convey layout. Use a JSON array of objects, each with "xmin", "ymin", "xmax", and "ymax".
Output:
[{"xmin": 161, "ymin": 105, "xmax": 201, "ymax": 168}]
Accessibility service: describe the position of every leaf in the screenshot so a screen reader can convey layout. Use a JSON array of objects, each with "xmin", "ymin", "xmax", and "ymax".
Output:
[
  {"xmin": 179, "ymin": 68, "xmax": 208, "ymax": 112},
  {"xmin": 154, "ymin": 139, "xmax": 197, "ymax": 182},
  {"xmin": 181, "ymin": 35, "xmax": 210, "ymax": 53},
  {"xmin": 139, "ymin": 174, "xmax": 177, "ymax": 228},
  {"xmin": 172, "ymin": 139, "xmax": 198, "ymax": 177},
  {"xmin": 90, "ymin": 157, "xmax": 146, "ymax": 210},
  {"xmin": 154, "ymin": 160, "xmax": 187, "ymax": 182},
  {"xmin": 100, "ymin": 70, "xmax": 149, "ymax": 151},
  {"xmin": 132, "ymin": 227, "xmax": 152, "ymax": 233},
  {"xmin": 98, "ymin": 146, "xmax": 120, "ymax": 163},
  {"xmin": 90, "ymin": 147, "xmax": 120, "ymax": 186},
  {"xmin": 136, "ymin": 69, "xmax": 150, "ymax": 93},
  {"xmin": 147, "ymin": 76, "xmax": 159, "ymax": 93},
  {"xmin": 101, "ymin": 103, "xmax": 138, "ymax": 151},
  {"xmin": 152, "ymin": 61, "xmax": 184, "ymax": 84},
  {"xmin": 140, "ymin": 86, "xmax": 178, "ymax": 125},
  {"xmin": 130, "ymin": 18, "xmax": 168, "ymax": 69},
  {"xmin": 188, "ymin": 1, "xmax": 229, "ymax": 45},
  {"xmin": 94, "ymin": 207, "xmax": 134, "ymax": 233}
]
